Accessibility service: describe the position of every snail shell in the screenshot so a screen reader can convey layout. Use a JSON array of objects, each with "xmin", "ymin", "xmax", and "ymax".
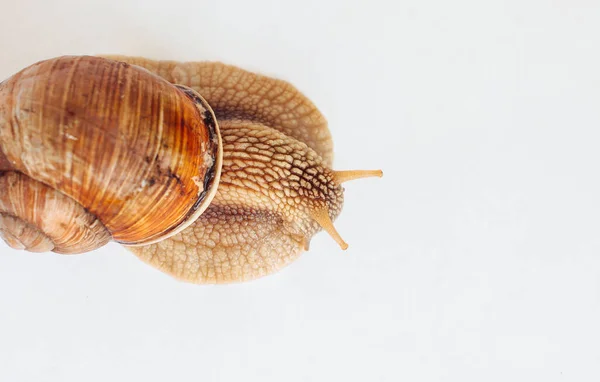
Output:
[{"xmin": 0, "ymin": 56, "xmax": 222, "ymax": 253}]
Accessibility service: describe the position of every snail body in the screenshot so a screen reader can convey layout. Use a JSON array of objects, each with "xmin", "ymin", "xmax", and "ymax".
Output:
[{"xmin": 0, "ymin": 55, "xmax": 381, "ymax": 283}]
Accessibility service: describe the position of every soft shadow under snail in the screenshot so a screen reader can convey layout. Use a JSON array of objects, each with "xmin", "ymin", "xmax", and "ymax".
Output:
[{"xmin": 0, "ymin": 55, "xmax": 382, "ymax": 283}]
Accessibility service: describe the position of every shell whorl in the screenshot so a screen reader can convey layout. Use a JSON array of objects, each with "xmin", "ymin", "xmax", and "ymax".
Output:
[
  {"xmin": 0, "ymin": 172, "xmax": 111, "ymax": 253},
  {"xmin": 0, "ymin": 56, "xmax": 222, "ymax": 252}
]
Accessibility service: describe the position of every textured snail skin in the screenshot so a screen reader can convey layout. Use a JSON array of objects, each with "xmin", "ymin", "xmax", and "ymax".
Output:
[
  {"xmin": 131, "ymin": 119, "xmax": 342, "ymax": 283},
  {"xmin": 0, "ymin": 55, "xmax": 381, "ymax": 284}
]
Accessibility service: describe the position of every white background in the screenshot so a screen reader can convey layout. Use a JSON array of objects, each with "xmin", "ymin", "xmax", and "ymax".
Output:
[{"xmin": 1, "ymin": 0, "xmax": 599, "ymax": 381}]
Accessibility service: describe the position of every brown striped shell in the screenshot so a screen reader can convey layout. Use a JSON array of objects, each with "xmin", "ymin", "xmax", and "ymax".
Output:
[{"xmin": 0, "ymin": 56, "xmax": 222, "ymax": 253}]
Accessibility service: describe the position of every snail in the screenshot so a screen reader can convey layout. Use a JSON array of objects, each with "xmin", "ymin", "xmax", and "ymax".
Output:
[{"xmin": 0, "ymin": 55, "xmax": 382, "ymax": 283}]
